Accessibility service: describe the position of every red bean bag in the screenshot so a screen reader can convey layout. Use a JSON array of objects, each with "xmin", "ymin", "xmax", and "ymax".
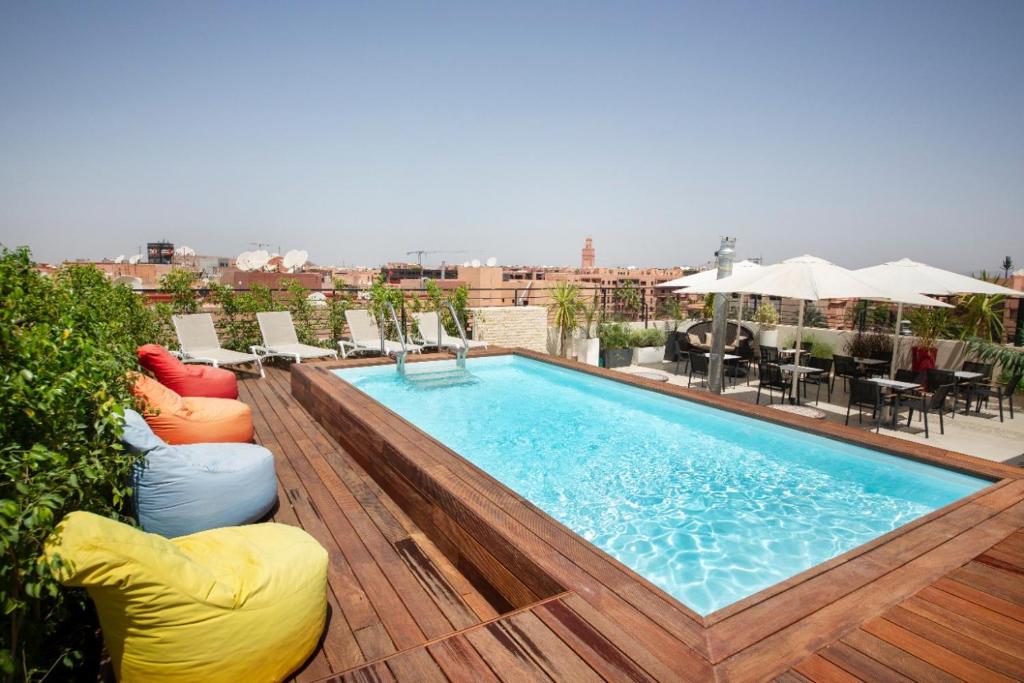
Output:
[
  {"xmin": 131, "ymin": 374, "xmax": 253, "ymax": 445},
  {"xmin": 137, "ymin": 344, "xmax": 238, "ymax": 399}
]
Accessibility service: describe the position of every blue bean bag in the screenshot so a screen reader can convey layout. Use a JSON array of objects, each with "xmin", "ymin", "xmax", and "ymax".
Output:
[{"xmin": 122, "ymin": 409, "xmax": 278, "ymax": 537}]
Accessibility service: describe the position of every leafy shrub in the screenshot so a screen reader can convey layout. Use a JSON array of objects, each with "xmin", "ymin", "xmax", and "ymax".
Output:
[
  {"xmin": 1, "ymin": 248, "xmax": 150, "ymax": 680},
  {"xmin": 845, "ymin": 331, "xmax": 892, "ymax": 359},
  {"xmin": 598, "ymin": 322, "xmax": 631, "ymax": 350},
  {"xmin": 628, "ymin": 328, "xmax": 666, "ymax": 347},
  {"xmin": 752, "ymin": 300, "xmax": 778, "ymax": 327}
]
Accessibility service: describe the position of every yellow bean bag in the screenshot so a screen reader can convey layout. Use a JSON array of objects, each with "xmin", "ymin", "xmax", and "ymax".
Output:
[{"xmin": 45, "ymin": 512, "xmax": 328, "ymax": 682}]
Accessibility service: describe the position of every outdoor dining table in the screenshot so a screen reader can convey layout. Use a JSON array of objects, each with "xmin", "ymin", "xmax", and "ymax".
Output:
[
  {"xmin": 869, "ymin": 377, "xmax": 922, "ymax": 428},
  {"xmin": 951, "ymin": 370, "xmax": 983, "ymax": 416},
  {"xmin": 853, "ymin": 357, "xmax": 888, "ymax": 376},
  {"xmin": 778, "ymin": 363, "xmax": 824, "ymax": 405}
]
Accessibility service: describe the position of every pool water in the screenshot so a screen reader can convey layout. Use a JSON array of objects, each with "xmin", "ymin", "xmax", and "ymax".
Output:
[{"xmin": 335, "ymin": 356, "xmax": 989, "ymax": 615}]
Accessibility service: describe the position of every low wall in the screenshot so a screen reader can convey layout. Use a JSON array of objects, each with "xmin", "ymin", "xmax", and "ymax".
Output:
[
  {"xmin": 468, "ymin": 306, "xmax": 548, "ymax": 353},
  {"xmin": 763, "ymin": 324, "xmax": 968, "ymax": 370}
]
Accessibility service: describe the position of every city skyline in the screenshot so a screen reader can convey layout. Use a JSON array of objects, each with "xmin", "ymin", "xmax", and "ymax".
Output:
[{"xmin": 2, "ymin": 2, "xmax": 1022, "ymax": 273}]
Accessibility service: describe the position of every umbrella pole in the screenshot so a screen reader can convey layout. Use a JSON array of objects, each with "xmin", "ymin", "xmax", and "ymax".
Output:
[
  {"xmin": 795, "ymin": 300, "xmax": 805, "ymax": 368},
  {"xmin": 890, "ymin": 302, "xmax": 903, "ymax": 381}
]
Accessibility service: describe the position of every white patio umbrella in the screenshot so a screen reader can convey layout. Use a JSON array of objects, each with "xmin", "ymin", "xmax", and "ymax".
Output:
[
  {"xmin": 657, "ymin": 259, "xmax": 762, "ymax": 289},
  {"xmin": 683, "ymin": 255, "xmax": 945, "ymax": 368},
  {"xmin": 856, "ymin": 258, "xmax": 1017, "ymax": 379}
]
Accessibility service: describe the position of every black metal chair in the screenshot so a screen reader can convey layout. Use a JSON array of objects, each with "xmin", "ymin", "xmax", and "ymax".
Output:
[
  {"xmin": 961, "ymin": 361, "xmax": 994, "ymax": 413},
  {"xmin": 759, "ymin": 345, "xmax": 781, "ymax": 367},
  {"xmin": 688, "ymin": 351, "xmax": 722, "ymax": 388},
  {"xmin": 846, "ymin": 378, "xmax": 883, "ymax": 432},
  {"xmin": 756, "ymin": 363, "xmax": 791, "ymax": 405},
  {"xmin": 970, "ymin": 372, "xmax": 1021, "ymax": 422},
  {"xmin": 800, "ymin": 356, "xmax": 833, "ymax": 405},
  {"xmin": 870, "ymin": 351, "xmax": 893, "ymax": 377},
  {"xmin": 898, "ymin": 384, "xmax": 952, "ymax": 438},
  {"xmin": 832, "ymin": 354, "xmax": 862, "ymax": 394},
  {"xmin": 926, "ymin": 368, "xmax": 962, "ymax": 414},
  {"xmin": 667, "ymin": 333, "xmax": 691, "ymax": 375},
  {"xmin": 895, "ymin": 368, "xmax": 923, "ymax": 385}
]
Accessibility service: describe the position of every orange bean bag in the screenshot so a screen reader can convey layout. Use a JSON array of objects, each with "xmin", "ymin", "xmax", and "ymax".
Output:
[
  {"xmin": 137, "ymin": 344, "xmax": 239, "ymax": 399},
  {"xmin": 132, "ymin": 374, "xmax": 254, "ymax": 445}
]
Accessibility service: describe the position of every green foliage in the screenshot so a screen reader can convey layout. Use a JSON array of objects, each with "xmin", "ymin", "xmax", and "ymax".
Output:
[
  {"xmin": 281, "ymin": 279, "xmax": 318, "ymax": 346},
  {"xmin": 661, "ymin": 297, "xmax": 684, "ymax": 332},
  {"xmin": 966, "ymin": 337, "xmax": 1024, "ymax": 388},
  {"xmin": 368, "ymin": 275, "xmax": 406, "ymax": 339},
  {"xmin": 158, "ymin": 268, "xmax": 200, "ymax": 314},
  {"xmin": 628, "ymin": 328, "xmax": 666, "ymax": 348},
  {"xmin": 549, "ymin": 282, "xmax": 581, "ymax": 357},
  {"xmin": 845, "ymin": 331, "xmax": 892, "ymax": 359},
  {"xmin": 701, "ymin": 293, "xmax": 715, "ymax": 320},
  {"xmin": 803, "ymin": 334, "xmax": 834, "ymax": 359},
  {"xmin": 752, "ymin": 300, "xmax": 778, "ymax": 327},
  {"xmin": 597, "ymin": 322, "xmax": 632, "ymax": 350},
  {"xmin": 206, "ymin": 283, "xmax": 276, "ymax": 352},
  {"xmin": 327, "ymin": 292, "xmax": 353, "ymax": 344},
  {"xmin": 420, "ymin": 279, "xmax": 470, "ymax": 338},
  {"xmin": 907, "ymin": 307, "xmax": 953, "ymax": 350},
  {"xmin": 613, "ymin": 281, "xmax": 641, "ymax": 320},
  {"xmin": 0, "ymin": 248, "xmax": 148, "ymax": 680},
  {"xmin": 804, "ymin": 303, "xmax": 827, "ymax": 328},
  {"xmin": 579, "ymin": 291, "xmax": 601, "ymax": 338},
  {"xmin": 956, "ymin": 294, "xmax": 1005, "ymax": 342}
]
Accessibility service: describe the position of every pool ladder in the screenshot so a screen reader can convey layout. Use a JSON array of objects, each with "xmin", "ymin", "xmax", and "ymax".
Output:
[
  {"xmin": 442, "ymin": 300, "xmax": 470, "ymax": 369},
  {"xmin": 382, "ymin": 301, "xmax": 409, "ymax": 375}
]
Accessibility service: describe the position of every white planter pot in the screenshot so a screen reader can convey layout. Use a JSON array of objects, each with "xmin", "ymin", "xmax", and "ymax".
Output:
[
  {"xmin": 632, "ymin": 346, "xmax": 666, "ymax": 365},
  {"xmin": 574, "ymin": 337, "xmax": 601, "ymax": 366},
  {"xmin": 759, "ymin": 328, "xmax": 779, "ymax": 348}
]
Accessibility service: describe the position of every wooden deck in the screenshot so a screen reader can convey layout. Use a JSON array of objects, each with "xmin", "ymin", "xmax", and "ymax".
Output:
[{"xmin": 241, "ymin": 355, "xmax": 1024, "ymax": 682}]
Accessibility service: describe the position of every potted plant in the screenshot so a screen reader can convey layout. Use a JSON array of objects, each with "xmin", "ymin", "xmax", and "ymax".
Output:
[
  {"xmin": 598, "ymin": 321, "xmax": 633, "ymax": 368},
  {"xmin": 574, "ymin": 292, "xmax": 601, "ymax": 365},
  {"xmin": 629, "ymin": 327, "xmax": 667, "ymax": 364},
  {"xmin": 661, "ymin": 298, "xmax": 685, "ymax": 362},
  {"xmin": 753, "ymin": 300, "xmax": 779, "ymax": 347},
  {"xmin": 548, "ymin": 281, "xmax": 581, "ymax": 358},
  {"xmin": 907, "ymin": 308, "xmax": 951, "ymax": 373}
]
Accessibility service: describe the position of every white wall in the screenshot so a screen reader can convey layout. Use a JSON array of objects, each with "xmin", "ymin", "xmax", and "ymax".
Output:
[{"xmin": 468, "ymin": 306, "xmax": 548, "ymax": 353}]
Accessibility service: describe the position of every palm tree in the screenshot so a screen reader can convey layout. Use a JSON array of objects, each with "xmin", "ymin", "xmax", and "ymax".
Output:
[
  {"xmin": 957, "ymin": 293, "xmax": 1005, "ymax": 342},
  {"xmin": 1002, "ymin": 256, "xmax": 1014, "ymax": 280},
  {"xmin": 549, "ymin": 281, "xmax": 581, "ymax": 357}
]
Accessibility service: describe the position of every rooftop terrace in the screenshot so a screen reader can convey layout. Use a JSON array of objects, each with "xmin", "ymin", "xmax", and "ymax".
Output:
[{"xmin": 242, "ymin": 353, "xmax": 1024, "ymax": 682}]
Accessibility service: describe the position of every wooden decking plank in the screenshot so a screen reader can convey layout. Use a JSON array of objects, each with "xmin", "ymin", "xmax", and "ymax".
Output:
[
  {"xmin": 840, "ymin": 629, "xmax": 958, "ymax": 683},
  {"xmin": 532, "ymin": 598, "xmax": 656, "ymax": 683},
  {"xmin": 463, "ymin": 620, "xmax": 554, "ymax": 683},
  {"xmin": 773, "ymin": 673, "xmax": 812, "ymax": 683},
  {"xmin": 816, "ymin": 641, "xmax": 911, "ymax": 683},
  {"xmin": 342, "ymin": 661, "xmax": 397, "ymax": 683},
  {"xmin": 493, "ymin": 610, "xmax": 603, "ymax": 683},
  {"xmin": 901, "ymin": 594, "xmax": 1024, "ymax": 658},
  {"xmin": 256, "ymin": 376, "xmax": 465, "ymax": 640},
  {"xmin": 383, "ymin": 646, "xmax": 449, "ymax": 683},
  {"xmin": 708, "ymin": 480, "xmax": 1024, "ymax": 660},
  {"xmin": 931, "ymin": 577, "xmax": 1024, "ymax": 623},
  {"xmin": 915, "ymin": 586, "xmax": 1024, "ymax": 638},
  {"xmin": 714, "ymin": 501, "xmax": 1024, "ymax": 682},
  {"xmin": 883, "ymin": 605, "xmax": 1024, "ymax": 679},
  {"xmin": 427, "ymin": 634, "xmax": 502, "ymax": 683},
  {"xmin": 241, "ymin": 380, "xmax": 367, "ymax": 674},
  {"xmin": 864, "ymin": 616, "xmax": 1016, "ymax": 682},
  {"xmin": 791, "ymin": 653, "xmax": 862, "ymax": 682},
  {"xmin": 949, "ymin": 561, "xmax": 1024, "ymax": 606}
]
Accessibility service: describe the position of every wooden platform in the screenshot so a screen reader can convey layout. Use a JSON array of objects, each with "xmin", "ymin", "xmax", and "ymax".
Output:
[{"xmin": 241, "ymin": 355, "xmax": 1024, "ymax": 682}]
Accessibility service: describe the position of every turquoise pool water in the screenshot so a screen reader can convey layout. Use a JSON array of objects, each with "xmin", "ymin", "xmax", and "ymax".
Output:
[{"xmin": 335, "ymin": 356, "xmax": 989, "ymax": 615}]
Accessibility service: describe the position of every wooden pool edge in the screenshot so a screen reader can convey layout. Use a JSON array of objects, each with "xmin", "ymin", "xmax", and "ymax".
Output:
[{"xmin": 292, "ymin": 348, "xmax": 1024, "ymax": 682}]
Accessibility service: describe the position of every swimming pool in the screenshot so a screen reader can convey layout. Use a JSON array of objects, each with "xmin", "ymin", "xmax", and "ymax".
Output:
[{"xmin": 334, "ymin": 355, "xmax": 989, "ymax": 615}]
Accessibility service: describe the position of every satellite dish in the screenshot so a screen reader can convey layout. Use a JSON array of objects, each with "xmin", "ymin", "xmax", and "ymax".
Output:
[
  {"xmin": 295, "ymin": 250, "xmax": 308, "ymax": 268},
  {"xmin": 114, "ymin": 254, "xmax": 126, "ymax": 264},
  {"xmin": 250, "ymin": 250, "xmax": 270, "ymax": 270},
  {"xmin": 471, "ymin": 259, "xmax": 481, "ymax": 268},
  {"xmin": 485, "ymin": 257, "xmax": 497, "ymax": 267},
  {"xmin": 307, "ymin": 292, "xmax": 327, "ymax": 307},
  {"xmin": 128, "ymin": 254, "xmax": 142, "ymax": 265},
  {"xmin": 282, "ymin": 249, "xmax": 308, "ymax": 272},
  {"xmin": 235, "ymin": 251, "xmax": 254, "ymax": 271},
  {"xmin": 175, "ymin": 245, "xmax": 195, "ymax": 257},
  {"xmin": 462, "ymin": 261, "xmax": 471, "ymax": 267},
  {"xmin": 113, "ymin": 275, "xmax": 143, "ymax": 288}
]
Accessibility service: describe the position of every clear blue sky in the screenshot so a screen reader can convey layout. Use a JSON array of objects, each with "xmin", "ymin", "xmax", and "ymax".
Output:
[{"xmin": 1, "ymin": 1, "xmax": 1021, "ymax": 272}]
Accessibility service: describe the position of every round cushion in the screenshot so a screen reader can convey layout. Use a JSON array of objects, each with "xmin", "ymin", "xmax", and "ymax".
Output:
[
  {"xmin": 132, "ymin": 374, "xmax": 254, "ymax": 445},
  {"xmin": 138, "ymin": 344, "xmax": 238, "ymax": 399},
  {"xmin": 122, "ymin": 409, "xmax": 277, "ymax": 537},
  {"xmin": 46, "ymin": 511, "xmax": 328, "ymax": 683}
]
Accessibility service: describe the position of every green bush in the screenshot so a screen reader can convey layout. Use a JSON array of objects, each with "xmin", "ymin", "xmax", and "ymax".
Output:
[
  {"xmin": 628, "ymin": 328, "xmax": 666, "ymax": 348},
  {"xmin": 845, "ymin": 331, "xmax": 892, "ymax": 359},
  {"xmin": 1, "ymin": 248, "xmax": 151, "ymax": 680},
  {"xmin": 598, "ymin": 322, "xmax": 631, "ymax": 350}
]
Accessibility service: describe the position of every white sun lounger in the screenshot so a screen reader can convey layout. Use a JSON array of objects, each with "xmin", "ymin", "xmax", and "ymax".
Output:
[
  {"xmin": 252, "ymin": 311, "xmax": 339, "ymax": 366},
  {"xmin": 413, "ymin": 311, "xmax": 488, "ymax": 352},
  {"xmin": 172, "ymin": 313, "xmax": 264, "ymax": 376},
  {"xmin": 339, "ymin": 309, "xmax": 423, "ymax": 358}
]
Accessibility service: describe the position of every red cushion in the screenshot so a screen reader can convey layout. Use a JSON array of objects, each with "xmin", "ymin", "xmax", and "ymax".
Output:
[{"xmin": 137, "ymin": 344, "xmax": 239, "ymax": 399}]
